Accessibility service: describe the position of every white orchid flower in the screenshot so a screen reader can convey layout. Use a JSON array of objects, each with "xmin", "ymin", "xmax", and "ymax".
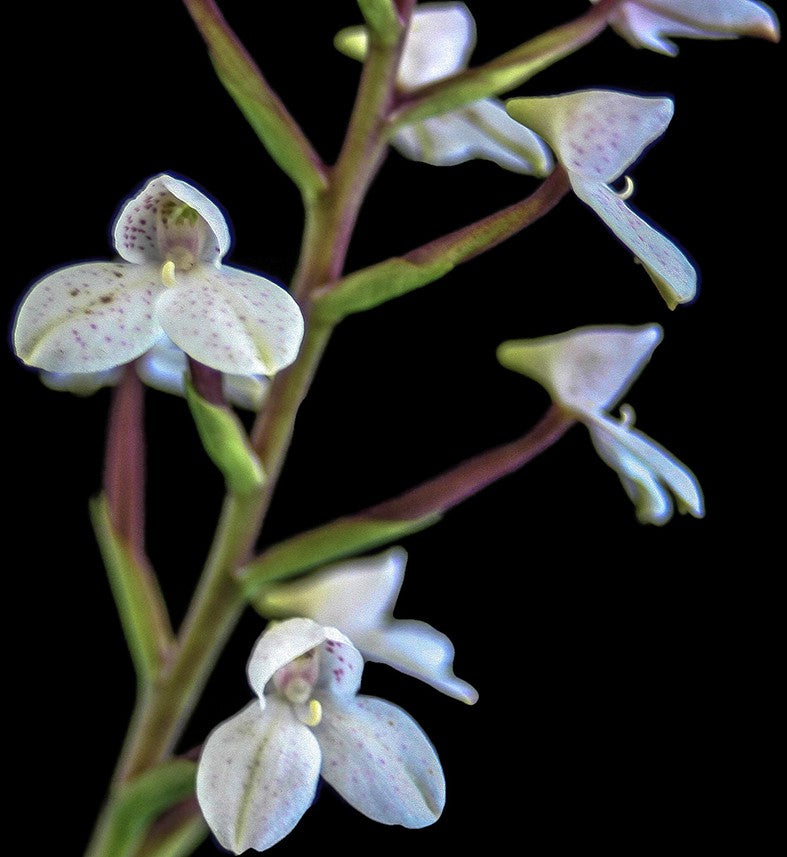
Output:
[
  {"xmin": 336, "ymin": 2, "xmax": 553, "ymax": 175},
  {"xmin": 196, "ymin": 618, "xmax": 446, "ymax": 853},
  {"xmin": 507, "ymin": 90, "xmax": 696, "ymax": 308},
  {"xmin": 257, "ymin": 547, "xmax": 478, "ymax": 704},
  {"xmin": 497, "ymin": 324, "xmax": 704, "ymax": 525},
  {"xmin": 592, "ymin": 0, "xmax": 780, "ymax": 55},
  {"xmin": 13, "ymin": 174, "xmax": 304, "ymax": 380}
]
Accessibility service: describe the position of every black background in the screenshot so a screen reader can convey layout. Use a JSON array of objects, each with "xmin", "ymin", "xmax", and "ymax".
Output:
[{"xmin": 5, "ymin": 2, "xmax": 782, "ymax": 854}]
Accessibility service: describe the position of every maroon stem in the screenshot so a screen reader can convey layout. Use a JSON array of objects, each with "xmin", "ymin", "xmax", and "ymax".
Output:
[
  {"xmin": 187, "ymin": 358, "xmax": 225, "ymax": 406},
  {"xmin": 104, "ymin": 363, "xmax": 147, "ymax": 560},
  {"xmin": 361, "ymin": 405, "xmax": 574, "ymax": 521}
]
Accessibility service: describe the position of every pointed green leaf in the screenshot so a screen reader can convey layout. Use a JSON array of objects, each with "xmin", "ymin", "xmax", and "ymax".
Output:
[
  {"xmin": 90, "ymin": 495, "xmax": 173, "ymax": 683},
  {"xmin": 183, "ymin": 0, "xmax": 327, "ymax": 199},
  {"xmin": 185, "ymin": 380, "xmax": 265, "ymax": 495}
]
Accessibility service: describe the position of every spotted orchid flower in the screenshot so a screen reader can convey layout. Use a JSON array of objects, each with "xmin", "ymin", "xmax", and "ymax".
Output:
[
  {"xmin": 592, "ymin": 0, "xmax": 780, "ymax": 56},
  {"xmin": 335, "ymin": 2, "xmax": 552, "ymax": 175},
  {"xmin": 507, "ymin": 90, "xmax": 696, "ymax": 308},
  {"xmin": 13, "ymin": 174, "xmax": 304, "ymax": 381},
  {"xmin": 257, "ymin": 547, "xmax": 478, "ymax": 704},
  {"xmin": 196, "ymin": 618, "xmax": 446, "ymax": 853},
  {"xmin": 497, "ymin": 324, "xmax": 704, "ymax": 525}
]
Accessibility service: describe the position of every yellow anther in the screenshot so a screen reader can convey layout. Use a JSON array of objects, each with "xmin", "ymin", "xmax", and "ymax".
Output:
[
  {"xmin": 161, "ymin": 260, "xmax": 177, "ymax": 287},
  {"xmin": 619, "ymin": 404, "xmax": 636, "ymax": 427},
  {"xmin": 304, "ymin": 699, "xmax": 322, "ymax": 727},
  {"xmin": 616, "ymin": 176, "xmax": 635, "ymax": 200}
]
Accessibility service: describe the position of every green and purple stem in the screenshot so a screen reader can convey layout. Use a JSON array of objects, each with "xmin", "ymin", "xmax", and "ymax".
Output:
[{"xmin": 84, "ymin": 1, "xmax": 623, "ymax": 854}]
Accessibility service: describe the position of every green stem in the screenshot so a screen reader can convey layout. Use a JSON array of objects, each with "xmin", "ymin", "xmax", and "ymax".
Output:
[{"xmin": 86, "ymin": 16, "xmax": 412, "ymax": 857}]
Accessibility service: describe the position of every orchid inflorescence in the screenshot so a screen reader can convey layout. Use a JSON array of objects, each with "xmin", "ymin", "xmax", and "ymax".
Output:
[{"xmin": 11, "ymin": 1, "xmax": 778, "ymax": 854}]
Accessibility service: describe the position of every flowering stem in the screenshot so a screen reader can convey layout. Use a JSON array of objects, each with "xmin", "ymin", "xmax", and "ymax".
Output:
[{"xmin": 86, "ymin": 17, "xmax": 413, "ymax": 857}]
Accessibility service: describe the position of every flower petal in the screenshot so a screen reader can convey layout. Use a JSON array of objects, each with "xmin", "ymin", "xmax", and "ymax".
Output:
[
  {"xmin": 260, "ymin": 548, "xmax": 478, "ymax": 703},
  {"xmin": 602, "ymin": 0, "xmax": 780, "ymax": 55},
  {"xmin": 497, "ymin": 324, "xmax": 662, "ymax": 415},
  {"xmin": 196, "ymin": 698, "xmax": 321, "ymax": 854},
  {"xmin": 316, "ymin": 696, "xmax": 445, "ymax": 828},
  {"xmin": 13, "ymin": 262, "xmax": 164, "ymax": 373},
  {"xmin": 314, "ymin": 634, "xmax": 364, "ymax": 700},
  {"xmin": 40, "ymin": 366, "xmax": 123, "ymax": 395},
  {"xmin": 247, "ymin": 618, "xmax": 329, "ymax": 702},
  {"xmin": 360, "ymin": 623, "xmax": 478, "ymax": 704},
  {"xmin": 586, "ymin": 409, "xmax": 704, "ymax": 524},
  {"xmin": 155, "ymin": 265, "xmax": 304, "ymax": 376},
  {"xmin": 113, "ymin": 174, "xmax": 230, "ymax": 265},
  {"xmin": 397, "ymin": 3, "xmax": 476, "ymax": 89},
  {"xmin": 570, "ymin": 175, "xmax": 696, "ymax": 307},
  {"xmin": 394, "ymin": 98, "xmax": 553, "ymax": 175},
  {"xmin": 507, "ymin": 90, "xmax": 673, "ymax": 183},
  {"xmin": 259, "ymin": 549, "xmax": 404, "ymax": 631}
]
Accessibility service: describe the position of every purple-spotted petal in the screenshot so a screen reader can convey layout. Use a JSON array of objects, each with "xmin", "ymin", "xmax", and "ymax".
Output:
[
  {"xmin": 247, "ymin": 618, "xmax": 329, "ymax": 703},
  {"xmin": 507, "ymin": 90, "xmax": 673, "ymax": 183},
  {"xmin": 398, "ymin": 3, "xmax": 475, "ymax": 88},
  {"xmin": 394, "ymin": 98, "xmax": 553, "ymax": 175},
  {"xmin": 316, "ymin": 696, "xmax": 445, "ymax": 828},
  {"xmin": 113, "ymin": 174, "xmax": 230, "ymax": 265},
  {"xmin": 196, "ymin": 698, "xmax": 321, "ymax": 854},
  {"xmin": 570, "ymin": 176, "xmax": 696, "ymax": 307},
  {"xmin": 155, "ymin": 264, "xmax": 304, "ymax": 376},
  {"xmin": 13, "ymin": 262, "xmax": 164, "ymax": 373},
  {"xmin": 314, "ymin": 634, "xmax": 364, "ymax": 700}
]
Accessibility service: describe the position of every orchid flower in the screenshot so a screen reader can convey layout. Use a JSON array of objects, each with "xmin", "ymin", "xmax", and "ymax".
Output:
[
  {"xmin": 13, "ymin": 174, "xmax": 304, "ymax": 381},
  {"xmin": 592, "ymin": 0, "xmax": 780, "ymax": 55},
  {"xmin": 497, "ymin": 324, "xmax": 704, "ymax": 525},
  {"xmin": 335, "ymin": 2, "xmax": 553, "ymax": 175},
  {"xmin": 507, "ymin": 90, "xmax": 696, "ymax": 308},
  {"xmin": 257, "ymin": 547, "xmax": 478, "ymax": 704},
  {"xmin": 196, "ymin": 618, "xmax": 446, "ymax": 853}
]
